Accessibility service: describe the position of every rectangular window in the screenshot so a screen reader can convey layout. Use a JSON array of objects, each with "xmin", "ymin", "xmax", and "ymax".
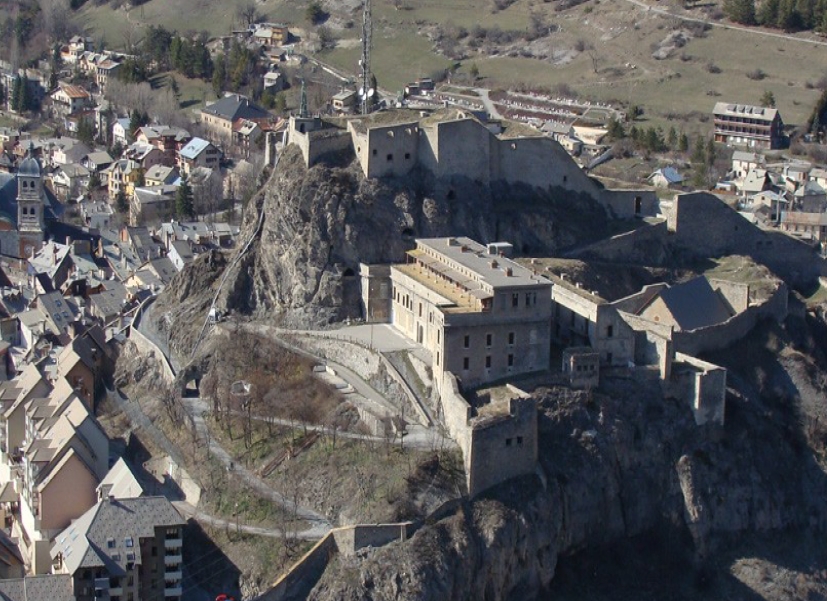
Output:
[
  {"xmin": 405, "ymin": 152, "xmax": 411, "ymax": 159},
  {"xmin": 517, "ymin": 436, "xmax": 523, "ymax": 445},
  {"xmin": 436, "ymin": 352, "xmax": 440, "ymax": 366},
  {"xmin": 386, "ymin": 153, "xmax": 393, "ymax": 161},
  {"xmin": 508, "ymin": 332, "xmax": 515, "ymax": 345},
  {"xmin": 463, "ymin": 335, "xmax": 470, "ymax": 349},
  {"xmin": 508, "ymin": 354, "xmax": 514, "ymax": 367},
  {"xmin": 437, "ymin": 330, "xmax": 440, "ymax": 344},
  {"xmin": 512, "ymin": 293, "xmax": 519, "ymax": 307},
  {"xmin": 505, "ymin": 438, "xmax": 512, "ymax": 447},
  {"xmin": 372, "ymin": 149, "xmax": 377, "ymax": 156},
  {"xmin": 418, "ymin": 303, "xmax": 422, "ymax": 317},
  {"xmin": 607, "ymin": 352, "xmax": 613, "ymax": 364},
  {"xmin": 607, "ymin": 325, "xmax": 614, "ymax": 338},
  {"xmin": 485, "ymin": 355, "xmax": 491, "ymax": 368},
  {"xmin": 486, "ymin": 333, "xmax": 492, "ymax": 347},
  {"xmin": 463, "ymin": 357, "xmax": 469, "ymax": 370}
]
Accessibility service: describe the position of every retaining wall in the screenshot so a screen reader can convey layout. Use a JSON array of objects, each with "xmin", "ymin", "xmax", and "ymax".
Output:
[
  {"xmin": 129, "ymin": 327, "xmax": 175, "ymax": 384},
  {"xmin": 258, "ymin": 522, "xmax": 416, "ymax": 601}
]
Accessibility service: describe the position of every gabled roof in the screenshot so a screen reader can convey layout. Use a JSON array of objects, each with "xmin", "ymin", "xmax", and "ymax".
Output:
[
  {"xmin": 649, "ymin": 167, "xmax": 683, "ymax": 184},
  {"xmin": 178, "ymin": 137, "xmax": 214, "ymax": 160},
  {"xmin": 97, "ymin": 458, "xmax": 143, "ymax": 500},
  {"xmin": 0, "ymin": 574, "xmax": 73, "ymax": 601},
  {"xmin": 53, "ymin": 85, "xmax": 90, "ymax": 100},
  {"xmin": 51, "ymin": 496, "xmax": 185, "ymax": 576},
  {"xmin": 731, "ymin": 150, "xmax": 763, "ymax": 163},
  {"xmin": 794, "ymin": 181, "xmax": 826, "ymax": 197},
  {"xmin": 84, "ymin": 151, "xmax": 114, "ymax": 166},
  {"xmin": 713, "ymin": 102, "xmax": 779, "ymax": 122},
  {"xmin": 202, "ymin": 94, "xmax": 269, "ymax": 122},
  {"xmin": 640, "ymin": 276, "xmax": 733, "ymax": 331}
]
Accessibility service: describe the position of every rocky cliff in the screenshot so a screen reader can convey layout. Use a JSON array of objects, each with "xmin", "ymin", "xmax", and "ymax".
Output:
[
  {"xmin": 156, "ymin": 145, "xmax": 613, "ymax": 350},
  {"xmin": 307, "ymin": 312, "xmax": 827, "ymax": 601}
]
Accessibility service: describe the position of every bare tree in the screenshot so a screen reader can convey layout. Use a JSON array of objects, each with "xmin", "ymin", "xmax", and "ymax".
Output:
[{"xmin": 237, "ymin": 1, "xmax": 260, "ymax": 27}]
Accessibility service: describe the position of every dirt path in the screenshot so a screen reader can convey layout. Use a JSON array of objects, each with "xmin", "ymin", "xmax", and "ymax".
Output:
[{"xmin": 622, "ymin": 0, "xmax": 827, "ymax": 47}]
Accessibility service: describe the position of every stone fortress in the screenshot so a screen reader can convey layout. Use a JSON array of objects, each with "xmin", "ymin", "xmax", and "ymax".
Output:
[
  {"xmin": 285, "ymin": 108, "xmax": 658, "ymax": 219},
  {"xmin": 282, "ymin": 107, "xmax": 797, "ymax": 499}
]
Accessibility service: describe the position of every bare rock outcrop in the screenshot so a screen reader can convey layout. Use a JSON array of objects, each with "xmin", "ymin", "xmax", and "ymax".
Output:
[
  {"xmin": 307, "ymin": 315, "xmax": 827, "ymax": 601},
  {"xmin": 157, "ymin": 145, "xmax": 612, "ymax": 347}
]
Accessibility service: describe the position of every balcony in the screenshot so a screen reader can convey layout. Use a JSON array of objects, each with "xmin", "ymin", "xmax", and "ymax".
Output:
[
  {"xmin": 165, "ymin": 570, "xmax": 182, "ymax": 580},
  {"xmin": 164, "ymin": 538, "xmax": 182, "ymax": 550},
  {"xmin": 164, "ymin": 554, "xmax": 182, "ymax": 565},
  {"xmin": 164, "ymin": 586, "xmax": 183, "ymax": 596}
]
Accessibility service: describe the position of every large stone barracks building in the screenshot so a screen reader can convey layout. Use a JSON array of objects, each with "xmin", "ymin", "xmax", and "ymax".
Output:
[{"xmin": 374, "ymin": 237, "xmax": 552, "ymax": 390}]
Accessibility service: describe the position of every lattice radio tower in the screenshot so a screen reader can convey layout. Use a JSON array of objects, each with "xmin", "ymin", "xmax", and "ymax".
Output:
[{"xmin": 359, "ymin": 0, "xmax": 374, "ymax": 115}]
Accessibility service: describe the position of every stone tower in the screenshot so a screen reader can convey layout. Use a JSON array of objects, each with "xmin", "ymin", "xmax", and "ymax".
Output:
[{"xmin": 17, "ymin": 142, "xmax": 44, "ymax": 258}]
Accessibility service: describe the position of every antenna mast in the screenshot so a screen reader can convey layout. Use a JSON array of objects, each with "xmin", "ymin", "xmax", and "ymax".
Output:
[
  {"xmin": 360, "ymin": 0, "xmax": 373, "ymax": 115},
  {"xmin": 299, "ymin": 79, "xmax": 308, "ymax": 118}
]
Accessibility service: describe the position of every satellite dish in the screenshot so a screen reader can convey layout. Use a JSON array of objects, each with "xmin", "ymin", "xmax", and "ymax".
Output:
[{"xmin": 367, "ymin": 88, "xmax": 375, "ymax": 98}]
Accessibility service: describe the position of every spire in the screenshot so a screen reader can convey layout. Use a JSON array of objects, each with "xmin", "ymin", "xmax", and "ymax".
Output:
[
  {"xmin": 360, "ymin": 0, "xmax": 373, "ymax": 115},
  {"xmin": 299, "ymin": 79, "xmax": 308, "ymax": 119}
]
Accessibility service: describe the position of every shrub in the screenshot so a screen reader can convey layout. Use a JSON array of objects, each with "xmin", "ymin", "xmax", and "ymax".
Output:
[
  {"xmin": 746, "ymin": 68, "xmax": 766, "ymax": 80},
  {"xmin": 706, "ymin": 62, "xmax": 721, "ymax": 74}
]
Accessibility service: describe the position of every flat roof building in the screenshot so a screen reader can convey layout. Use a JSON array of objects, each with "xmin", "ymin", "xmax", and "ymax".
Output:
[
  {"xmin": 713, "ymin": 102, "xmax": 784, "ymax": 150},
  {"xmin": 383, "ymin": 237, "xmax": 552, "ymax": 389}
]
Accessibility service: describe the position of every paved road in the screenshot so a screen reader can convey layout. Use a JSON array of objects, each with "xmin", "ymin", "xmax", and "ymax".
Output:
[
  {"xmin": 182, "ymin": 397, "xmax": 332, "ymax": 538},
  {"xmin": 173, "ymin": 501, "xmax": 323, "ymax": 540},
  {"xmin": 623, "ymin": 0, "xmax": 827, "ymax": 47}
]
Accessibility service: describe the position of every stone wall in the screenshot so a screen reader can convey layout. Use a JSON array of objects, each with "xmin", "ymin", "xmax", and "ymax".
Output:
[
  {"xmin": 710, "ymin": 278, "xmax": 750, "ymax": 313},
  {"xmin": 671, "ymin": 282, "xmax": 788, "ymax": 356},
  {"xmin": 468, "ymin": 396, "xmax": 538, "ymax": 495},
  {"xmin": 673, "ymin": 353, "xmax": 727, "ymax": 426},
  {"xmin": 331, "ymin": 523, "xmax": 414, "ymax": 555},
  {"xmin": 570, "ymin": 220, "xmax": 670, "ymax": 265},
  {"xmin": 668, "ymin": 192, "xmax": 824, "ymax": 285},
  {"xmin": 129, "ymin": 327, "xmax": 175, "ymax": 384},
  {"xmin": 259, "ymin": 534, "xmax": 337, "ymax": 601},
  {"xmin": 438, "ymin": 372, "xmax": 537, "ymax": 497},
  {"xmin": 259, "ymin": 522, "xmax": 417, "ymax": 601}
]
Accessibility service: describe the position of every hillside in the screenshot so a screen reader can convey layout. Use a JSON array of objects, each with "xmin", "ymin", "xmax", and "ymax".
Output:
[
  {"xmin": 154, "ymin": 143, "xmax": 614, "ymax": 353},
  {"xmin": 75, "ymin": 0, "xmax": 827, "ymax": 129},
  {"xmin": 306, "ymin": 311, "xmax": 827, "ymax": 600}
]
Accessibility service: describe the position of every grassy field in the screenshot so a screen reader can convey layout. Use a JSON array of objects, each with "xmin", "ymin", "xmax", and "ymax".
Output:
[{"xmin": 73, "ymin": 0, "xmax": 827, "ymax": 130}]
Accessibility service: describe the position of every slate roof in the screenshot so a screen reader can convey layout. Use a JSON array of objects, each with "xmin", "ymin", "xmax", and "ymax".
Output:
[
  {"xmin": 643, "ymin": 276, "xmax": 733, "ymax": 331},
  {"xmin": 202, "ymin": 95, "xmax": 269, "ymax": 122},
  {"xmin": 51, "ymin": 496, "xmax": 185, "ymax": 576},
  {"xmin": 0, "ymin": 574, "xmax": 73, "ymax": 601}
]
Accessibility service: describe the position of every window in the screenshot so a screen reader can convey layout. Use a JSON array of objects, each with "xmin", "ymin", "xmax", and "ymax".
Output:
[
  {"xmin": 386, "ymin": 153, "xmax": 393, "ymax": 161},
  {"xmin": 463, "ymin": 357, "xmax": 469, "ymax": 370},
  {"xmin": 505, "ymin": 438, "xmax": 512, "ymax": 446},
  {"xmin": 517, "ymin": 436, "xmax": 523, "ymax": 445},
  {"xmin": 512, "ymin": 293, "xmax": 519, "ymax": 307},
  {"xmin": 124, "ymin": 537, "xmax": 133, "ymax": 548},
  {"xmin": 508, "ymin": 332, "xmax": 515, "ymax": 345},
  {"xmin": 607, "ymin": 352, "xmax": 613, "ymax": 364},
  {"xmin": 418, "ymin": 303, "xmax": 422, "ymax": 317},
  {"xmin": 607, "ymin": 325, "xmax": 613, "ymax": 338},
  {"xmin": 436, "ymin": 352, "xmax": 440, "ymax": 366},
  {"xmin": 107, "ymin": 539, "xmax": 115, "ymax": 549},
  {"xmin": 404, "ymin": 152, "xmax": 411, "ymax": 159},
  {"xmin": 485, "ymin": 355, "xmax": 491, "ymax": 368},
  {"xmin": 372, "ymin": 149, "xmax": 377, "ymax": 156},
  {"xmin": 463, "ymin": 335, "xmax": 470, "ymax": 349},
  {"xmin": 436, "ymin": 330, "xmax": 440, "ymax": 343},
  {"xmin": 486, "ymin": 333, "xmax": 492, "ymax": 347},
  {"xmin": 508, "ymin": 354, "xmax": 514, "ymax": 367}
]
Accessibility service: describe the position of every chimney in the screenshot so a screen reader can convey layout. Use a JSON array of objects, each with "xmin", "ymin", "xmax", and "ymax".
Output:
[
  {"xmin": 490, "ymin": 260, "xmax": 498, "ymax": 269},
  {"xmin": 505, "ymin": 267, "xmax": 513, "ymax": 277}
]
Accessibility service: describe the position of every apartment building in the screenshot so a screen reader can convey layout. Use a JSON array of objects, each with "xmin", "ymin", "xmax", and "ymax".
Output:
[
  {"xmin": 383, "ymin": 237, "xmax": 552, "ymax": 390},
  {"xmin": 16, "ymin": 379, "xmax": 108, "ymax": 573},
  {"xmin": 713, "ymin": 102, "xmax": 784, "ymax": 150},
  {"xmin": 51, "ymin": 496, "xmax": 186, "ymax": 601}
]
